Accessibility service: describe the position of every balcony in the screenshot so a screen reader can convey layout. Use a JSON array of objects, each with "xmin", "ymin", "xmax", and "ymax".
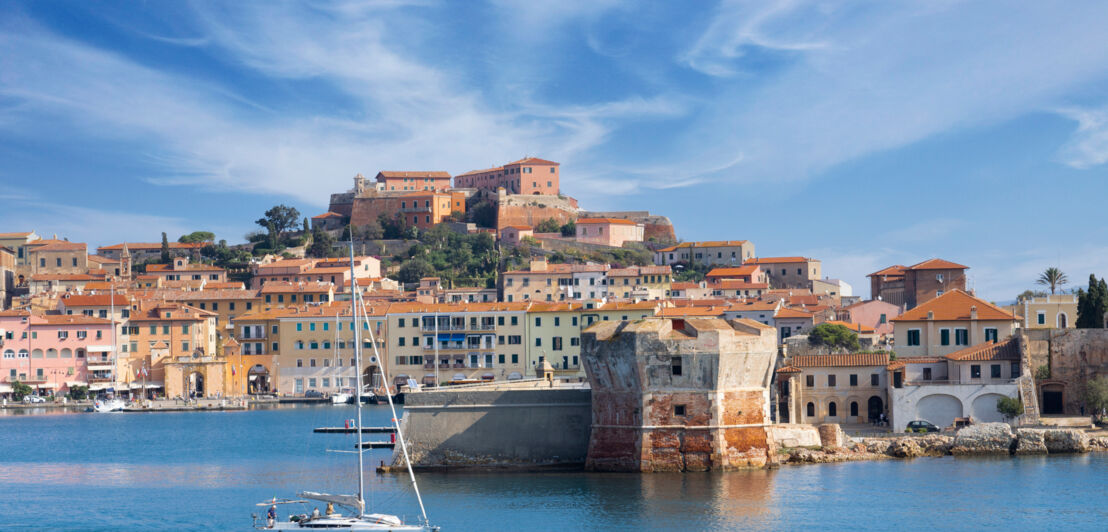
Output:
[
  {"xmin": 88, "ymin": 376, "xmax": 114, "ymax": 383},
  {"xmin": 900, "ymin": 378, "xmax": 1016, "ymax": 387}
]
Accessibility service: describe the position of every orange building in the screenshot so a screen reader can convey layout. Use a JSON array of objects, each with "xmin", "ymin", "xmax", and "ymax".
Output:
[
  {"xmin": 375, "ymin": 171, "xmax": 452, "ymax": 192},
  {"xmin": 454, "ymin": 157, "xmax": 560, "ymax": 195}
]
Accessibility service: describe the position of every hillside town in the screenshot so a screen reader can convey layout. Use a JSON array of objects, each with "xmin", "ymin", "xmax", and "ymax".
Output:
[{"xmin": 0, "ymin": 157, "xmax": 1104, "ymax": 435}]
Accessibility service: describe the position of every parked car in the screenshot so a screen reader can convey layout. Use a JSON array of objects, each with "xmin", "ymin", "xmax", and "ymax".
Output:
[
  {"xmin": 22, "ymin": 395, "xmax": 46, "ymax": 404},
  {"xmin": 303, "ymin": 390, "xmax": 324, "ymax": 398},
  {"xmin": 907, "ymin": 420, "xmax": 940, "ymax": 433}
]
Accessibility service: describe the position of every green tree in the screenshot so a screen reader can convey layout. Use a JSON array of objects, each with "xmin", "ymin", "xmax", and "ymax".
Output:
[
  {"xmin": 11, "ymin": 381, "xmax": 32, "ymax": 401},
  {"xmin": 397, "ymin": 258, "xmax": 435, "ymax": 283},
  {"xmin": 1036, "ymin": 267, "xmax": 1068, "ymax": 295},
  {"xmin": 560, "ymin": 220, "xmax": 576, "ymax": 237},
  {"xmin": 178, "ymin": 231, "xmax": 215, "ymax": 244},
  {"xmin": 996, "ymin": 396, "xmax": 1023, "ymax": 420},
  {"xmin": 302, "ymin": 217, "xmax": 310, "ymax": 235},
  {"xmin": 67, "ymin": 385, "xmax": 89, "ymax": 401},
  {"xmin": 360, "ymin": 219, "xmax": 384, "ymax": 240},
  {"xmin": 1016, "ymin": 289, "xmax": 1048, "ymax": 302},
  {"xmin": 255, "ymin": 204, "xmax": 301, "ymax": 239},
  {"xmin": 534, "ymin": 218, "xmax": 561, "ymax": 233},
  {"xmin": 160, "ymin": 232, "xmax": 170, "ymax": 263},
  {"xmin": 1085, "ymin": 376, "xmax": 1108, "ymax": 420},
  {"xmin": 466, "ymin": 199, "xmax": 497, "ymax": 228},
  {"xmin": 1076, "ymin": 274, "xmax": 1108, "ymax": 328},
  {"xmin": 307, "ymin": 226, "xmax": 335, "ymax": 258},
  {"xmin": 807, "ymin": 323, "xmax": 861, "ymax": 352}
]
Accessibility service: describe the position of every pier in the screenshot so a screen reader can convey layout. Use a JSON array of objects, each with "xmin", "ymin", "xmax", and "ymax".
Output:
[
  {"xmin": 356, "ymin": 441, "xmax": 396, "ymax": 449},
  {"xmin": 314, "ymin": 426, "xmax": 396, "ymax": 434}
]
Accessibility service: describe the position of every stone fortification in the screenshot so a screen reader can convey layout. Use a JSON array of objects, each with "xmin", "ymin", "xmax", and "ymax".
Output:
[
  {"xmin": 392, "ymin": 382, "xmax": 591, "ymax": 469},
  {"xmin": 1024, "ymin": 328, "xmax": 1108, "ymax": 415},
  {"xmin": 494, "ymin": 190, "xmax": 579, "ymax": 230},
  {"xmin": 578, "ymin": 211, "xmax": 676, "ymax": 242},
  {"xmin": 581, "ymin": 317, "xmax": 778, "ymax": 472}
]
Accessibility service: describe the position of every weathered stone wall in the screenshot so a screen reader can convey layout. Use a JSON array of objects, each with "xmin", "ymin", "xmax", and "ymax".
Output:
[
  {"xmin": 582, "ymin": 318, "xmax": 778, "ymax": 472},
  {"xmin": 495, "ymin": 192, "xmax": 579, "ymax": 230},
  {"xmin": 1030, "ymin": 329, "xmax": 1108, "ymax": 414},
  {"xmin": 394, "ymin": 385, "xmax": 592, "ymax": 469},
  {"xmin": 579, "ymin": 211, "xmax": 676, "ymax": 242}
]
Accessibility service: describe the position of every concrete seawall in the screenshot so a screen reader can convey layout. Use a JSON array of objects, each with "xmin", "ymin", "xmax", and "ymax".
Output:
[{"xmin": 394, "ymin": 382, "xmax": 592, "ymax": 470}]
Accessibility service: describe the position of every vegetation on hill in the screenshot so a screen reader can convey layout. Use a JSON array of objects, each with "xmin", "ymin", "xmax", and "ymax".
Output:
[
  {"xmin": 391, "ymin": 225, "xmax": 498, "ymax": 286},
  {"xmin": 671, "ymin": 261, "xmax": 711, "ymax": 283},
  {"xmin": 1076, "ymin": 274, "xmax": 1108, "ymax": 328},
  {"xmin": 807, "ymin": 323, "xmax": 861, "ymax": 352},
  {"xmin": 178, "ymin": 231, "xmax": 215, "ymax": 244}
]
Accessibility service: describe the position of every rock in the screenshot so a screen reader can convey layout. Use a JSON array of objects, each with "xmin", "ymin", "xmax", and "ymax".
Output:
[
  {"xmin": 887, "ymin": 437, "xmax": 924, "ymax": 458},
  {"xmin": 1090, "ymin": 436, "xmax": 1108, "ymax": 451},
  {"xmin": 1041, "ymin": 429, "xmax": 1089, "ymax": 453},
  {"xmin": 951, "ymin": 423, "xmax": 1015, "ymax": 455},
  {"xmin": 914, "ymin": 434, "xmax": 953, "ymax": 456},
  {"xmin": 1014, "ymin": 429, "xmax": 1048, "ymax": 455},
  {"xmin": 864, "ymin": 439, "xmax": 892, "ymax": 455},
  {"xmin": 818, "ymin": 424, "xmax": 845, "ymax": 449}
]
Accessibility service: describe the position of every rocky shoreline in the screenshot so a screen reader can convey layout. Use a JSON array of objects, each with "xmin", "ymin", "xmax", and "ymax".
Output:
[{"xmin": 778, "ymin": 423, "xmax": 1108, "ymax": 465}]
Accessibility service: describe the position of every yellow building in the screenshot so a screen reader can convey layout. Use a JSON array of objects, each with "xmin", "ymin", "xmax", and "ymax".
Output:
[
  {"xmin": 122, "ymin": 301, "xmax": 218, "ymax": 397},
  {"xmin": 525, "ymin": 302, "xmax": 586, "ymax": 379},
  {"xmin": 605, "ymin": 265, "xmax": 672, "ymax": 300},
  {"xmin": 165, "ymin": 289, "xmax": 262, "ymax": 340},
  {"xmin": 500, "ymin": 260, "xmax": 574, "ymax": 303},
  {"xmin": 386, "ymin": 302, "xmax": 531, "ymax": 385},
  {"xmin": 1009, "ymin": 294, "xmax": 1077, "ymax": 329},
  {"xmin": 891, "ymin": 290, "xmax": 1020, "ymax": 358},
  {"xmin": 581, "ymin": 300, "xmax": 660, "ymax": 328}
]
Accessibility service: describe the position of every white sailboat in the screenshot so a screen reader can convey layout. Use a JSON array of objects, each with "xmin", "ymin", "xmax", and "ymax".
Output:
[
  {"xmin": 92, "ymin": 285, "xmax": 125, "ymax": 413},
  {"xmin": 253, "ymin": 242, "xmax": 437, "ymax": 531}
]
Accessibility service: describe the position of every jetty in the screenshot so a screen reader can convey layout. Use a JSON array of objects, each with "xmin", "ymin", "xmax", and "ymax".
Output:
[
  {"xmin": 314, "ymin": 426, "xmax": 396, "ymax": 434},
  {"xmin": 356, "ymin": 441, "xmax": 396, "ymax": 449}
]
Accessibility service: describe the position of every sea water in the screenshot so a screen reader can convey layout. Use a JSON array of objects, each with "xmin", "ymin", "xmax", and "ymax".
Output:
[{"xmin": 1, "ymin": 404, "xmax": 1105, "ymax": 531}]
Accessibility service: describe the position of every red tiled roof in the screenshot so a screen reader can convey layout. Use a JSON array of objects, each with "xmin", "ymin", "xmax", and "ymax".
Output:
[
  {"xmin": 0, "ymin": 232, "xmax": 34, "ymax": 238},
  {"xmin": 30, "ymin": 242, "xmax": 87, "ymax": 252},
  {"xmin": 576, "ymin": 218, "xmax": 638, "ymax": 226},
  {"xmin": 98, "ymin": 242, "xmax": 205, "ymax": 250},
  {"xmin": 311, "ymin": 212, "xmax": 343, "ymax": 219},
  {"xmin": 29, "ymin": 274, "xmax": 98, "ymax": 281},
  {"xmin": 60, "ymin": 294, "xmax": 129, "ymax": 307},
  {"xmin": 147, "ymin": 263, "xmax": 225, "ymax": 272},
  {"xmin": 506, "ymin": 157, "xmax": 559, "ymax": 166},
  {"xmin": 907, "ymin": 258, "xmax": 968, "ymax": 271},
  {"xmin": 893, "ymin": 290, "xmax": 1017, "ymax": 322},
  {"xmin": 706, "ymin": 265, "xmax": 759, "ymax": 278},
  {"xmin": 886, "ymin": 357, "xmax": 945, "ymax": 371},
  {"xmin": 822, "ymin": 320, "xmax": 876, "ymax": 334},
  {"xmin": 790, "ymin": 353, "xmax": 891, "ymax": 367},
  {"xmin": 775, "ymin": 308, "xmax": 813, "ymax": 319},
  {"xmin": 377, "ymin": 171, "xmax": 451, "ymax": 178},
  {"xmin": 945, "ymin": 338, "xmax": 1020, "ymax": 361},
  {"xmin": 868, "ymin": 265, "xmax": 907, "ymax": 277},
  {"xmin": 657, "ymin": 307, "xmax": 724, "ymax": 317},
  {"xmin": 776, "ymin": 366, "xmax": 801, "ymax": 374}
]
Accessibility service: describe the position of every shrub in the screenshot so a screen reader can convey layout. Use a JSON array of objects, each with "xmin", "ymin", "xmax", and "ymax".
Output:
[
  {"xmin": 1035, "ymin": 365, "xmax": 1051, "ymax": 380},
  {"xmin": 996, "ymin": 396, "xmax": 1023, "ymax": 420}
]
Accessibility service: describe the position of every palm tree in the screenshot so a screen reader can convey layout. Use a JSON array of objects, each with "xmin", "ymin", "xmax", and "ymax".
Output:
[{"xmin": 1036, "ymin": 267, "xmax": 1068, "ymax": 295}]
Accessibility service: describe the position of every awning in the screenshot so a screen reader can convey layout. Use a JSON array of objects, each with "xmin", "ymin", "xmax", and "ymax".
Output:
[
  {"xmin": 66, "ymin": 381, "xmax": 88, "ymax": 387},
  {"xmin": 421, "ymin": 375, "xmax": 437, "ymax": 385},
  {"xmin": 481, "ymin": 373, "xmax": 495, "ymax": 380},
  {"xmin": 35, "ymin": 383, "xmax": 58, "ymax": 389},
  {"xmin": 88, "ymin": 383, "xmax": 114, "ymax": 391},
  {"xmin": 0, "ymin": 384, "xmax": 11, "ymax": 393}
]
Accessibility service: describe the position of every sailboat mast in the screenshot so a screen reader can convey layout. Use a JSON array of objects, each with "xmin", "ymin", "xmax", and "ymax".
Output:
[
  {"xmin": 348, "ymin": 241, "xmax": 365, "ymax": 515},
  {"xmin": 109, "ymin": 285, "xmax": 117, "ymax": 391}
]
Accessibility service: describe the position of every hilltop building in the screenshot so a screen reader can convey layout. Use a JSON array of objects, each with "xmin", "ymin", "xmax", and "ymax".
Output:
[
  {"xmin": 869, "ymin": 259, "xmax": 968, "ymax": 309},
  {"xmin": 454, "ymin": 157, "xmax": 560, "ymax": 195}
]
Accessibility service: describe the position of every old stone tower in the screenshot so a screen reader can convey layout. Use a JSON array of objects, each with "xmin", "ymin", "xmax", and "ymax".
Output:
[{"xmin": 581, "ymin": 317, "xmax": 778, "ymax": 472}]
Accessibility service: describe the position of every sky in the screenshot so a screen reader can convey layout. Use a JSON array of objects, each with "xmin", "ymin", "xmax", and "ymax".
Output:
[{"xmin": 2, "ymin": 0, "xmax": 1108, "ymax": 301}]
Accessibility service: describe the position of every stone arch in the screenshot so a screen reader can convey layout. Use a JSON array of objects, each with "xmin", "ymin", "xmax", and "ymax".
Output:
[
  {"xmin": 31, "ymin": 349, "xmax": 43, "ymax": 358},
  {"xmin": 868, "ymin": 396, "xmax": 884, "ymax": 423},
  {"xmin": 45, "ymin": 349, "xmax": 57, "ymax": 358},
  {"xmin": 188, "ymin": 371, "xmax": 205, "ymax": 397},
  {"xmin": 850, "ymin": 400, "xmax": 859, "ymax": 418},
  {"xmin": 247, "ymin": 364, "xmax": 270, "ymax": 394},
  {"xmin": 3, "ymin": 349, "xmax": 13, "ymax": 358},
  {"xmin": 61, "ymin": 348, "xmax": 72, "ymax": 359},
  {"xmin": 1041, "ymin": 382, "xmax": 1065, "ymax": 414},
  {"xmin": 827, "ymin": 400, "xmax": 838, "ymax": 418},
  {"xmin": 971, "ymin": 393, "xmax": 1008, "ymax": 423},
  {"xmin": 806, "ymin": 402, "xmax": 815, "ymax": 418},
  {"xmin": 916, "ymin": 393, "xmax": 963, "ymax": 429},
  {"xmin": 1057, "ymin": 312, "xmax": 1068, "ymax": 329}
]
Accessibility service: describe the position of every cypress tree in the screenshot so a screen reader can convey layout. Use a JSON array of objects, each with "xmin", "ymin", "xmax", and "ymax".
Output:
[{"xmin": 160, "ymin": 232, "xmax": 170, "ymax": 263}]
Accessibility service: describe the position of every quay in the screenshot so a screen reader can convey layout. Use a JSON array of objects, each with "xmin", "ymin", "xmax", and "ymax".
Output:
[
  {"xmin": 314, "ymin": 426, "xmax": 396, "ymax": 434},
  {"xmin": 124, "ymin": 398, "xmax": 248, "ymax": 412},
  {"xmin": 357, "ymin": 441, "xmax": 396, "ymax": 449}
]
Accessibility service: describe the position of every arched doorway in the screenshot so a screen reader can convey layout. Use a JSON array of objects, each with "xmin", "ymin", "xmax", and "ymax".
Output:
[
  {"xmin": 828, "ymin": 401, "xmax": 838, "ymax": 417},
  {"xmin": 850, "ymin": 401, "xmax": 859, "ymax": 418},
  {"xmin": 1041, "ymin": 383, "xmax": 1064, "ymax": 414},
  {"xmin": 188, "ymin": 372, "xmax": 205, "ymax": 397},
  {"xmin": 363, "ymin": 366, "xmax": 379, "ymax": 392},
  {"xmin": 867, "ymin": 396, "xmax": 884, "ymax": 423},
  {"xmin": 971, "ymin": 393, "xmax": 1008, "ymax": 423},
  {"xmin": 1057, "ymin": 313, "xmax": 1068, "ymax": 328},
  {"xmin": 806, "ymin": 402, "xmax": 815, "ymax": 417},
  {"xmin": 247, "ymin": 365, "xmax": 270, "ymax": 394},
  {"xmin": 917, "ymin": 394, "xmax": 962, "ymax": 428}
]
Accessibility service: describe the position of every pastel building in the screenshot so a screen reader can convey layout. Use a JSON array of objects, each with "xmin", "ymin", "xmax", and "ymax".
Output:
[
  {"xmin": 145, "ymin": 256, "xmax": 227, "ymax": 283},
  {"xmin": 499, "ymin": 226, "xmax": 533, "ymax": 247},
  {"xmin": 454, "ymin": 157, "xmax": 560, "ymax": 195},
  {"xmin": 743, "ymin": 257, "xmax": 821, "ymax": 290},
  {"xmin": 374, "ymin": 171, "xmax": 452, "ymax": 192},
  {"xmin": 891, "ymin": 290, "xmax": 1020, "ymax": 358},
  {"xmin": 0, "ymin": 310, "xmax": 113, "ymax": 396},
  {"xmin": 575, "ymin": 218, "xmax": 644, "ymax": 248},
  {"xmin": 1009, "ymin": 294, "xmax": 1076, "ymax": 329},
  {"xmin": 653, "ymin": 240, "xmax": 756, "ymax": 267}
]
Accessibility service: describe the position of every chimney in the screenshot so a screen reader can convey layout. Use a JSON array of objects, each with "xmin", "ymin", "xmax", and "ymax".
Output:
[
  {"xmin": 970, "ymin": 305, "xmax": 978, "ymax": 320},
  {"xmin": 926, "ymin": 311, "xmax": 934, "ymax": 320}
]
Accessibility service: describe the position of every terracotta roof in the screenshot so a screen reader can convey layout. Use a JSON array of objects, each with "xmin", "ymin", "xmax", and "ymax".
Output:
[
  {"xmin": 311, "ymin": 212, "xmax": 343, "ymax": 219},
  {"xmin": 377, "ymin": 171, "xmax": 451, "ymax": 178},
  {"xmin": 222, "ymin": 336, "xmax": 240, "ymax": 347},
  {"xmin": 98, "ymin": 242, "xmax": 205, "ymax": 250},
  {"xmin": 30, "ymin": 242, "xmax": 87, "ymax": 252},
  {"xmin": 0, "ymin": 232, "xmax": 34, "ymax": 238},
  {"xmin": 31, "ymin": 314, "xmax": 112, "ymax": 326},
  {"xmin": 528, "ymin": 302, "xmax": 583, "ymax": 312},
  {"xmin": 203, "ymin": 282, "xmax": 246, "ymax": 290},
  {"xmin": 575, "ymin": 218, "xmax": 638, "ymax": 226},
  {"xmin": 868, "ymin": 265, "xmax": 907, "ymax": 277},
  {"xmin": 507, "ymin": 157, "xmax": 559, "ymax": 166},
  {"xmin": 692, "ymin": 240, "xmax": 750, "ymax": 247},
  {"xmin": 146, "ymin": 263, "xmax": 225, "ymax": 273},
  {"xmin": 29, "ymin": 274, "xmax": 98, "ymax": 281},
  {"xmin": 727, "ymin": 301, "xmax": 780, "ymax": 312},
  {"xmin": 166, "ymin": 290, "xmax": 260, "ymax": 301},
  {"xmin": 774, "ymin": 308, "xmax": 814, "ymax": 319},
  {"xmin": 822, "ymin": 320, "xmax": 876, "ymax": 334},
  {"xmin": 715, "ymin": 280, "xmax": 768, "ymax": 290},
  {"xmin": 0, "ymin": 309, "xmax": 31, "ymax": 317},
  {"xmin": 598, "ymin": 301, "xmax": 660, "ymax": 311},
  {"xmin": 886, "ymin": 357, "xmax": 945, "ymax": 371},
  {"xmin": 706, "ymin": 265, "xmax": 759, "ymax": 278},
  {"xmin": 945, "ymin": 338, "xmax": 1020, "ymax": 361},
  {"xmin": 670, "ymin": 282, "xmax": 699, "ymax": 290},
  {"xmin": 893, "ymin": 290, "xmax": 1017, "ymax": 322},
  {"xmin": 776, "ymin": 366, "xmax": 801, "ymax": 374},
  {"xmin": 790, "ymin": 353, "xmax": 890, "ymax": 368},
  {"xmin": 907, "ymin": 258, "xmax": 968, "ymax": 271},
  {"xmin": 745, "ymin": 256, "xmax": 814, "ymax": 264},
  {"xmin": 502, "ymin": 225, "xmax": 533, "ymax": 231},
  {"xmin": 260, "ymin": 281, "xmax": 334, "ymax": 294},
  {"xmin": 657, "ymin": 307, "xmax": 724, "ymax": 317},
  {"xmin": 60, "ymin": 294, "xmax": 130, "ymax": 307}
]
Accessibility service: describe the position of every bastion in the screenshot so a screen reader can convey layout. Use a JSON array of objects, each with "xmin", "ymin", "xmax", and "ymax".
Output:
[{"xmin": 581, "ymin": 317, "xmax": 779, "ymax": 472}]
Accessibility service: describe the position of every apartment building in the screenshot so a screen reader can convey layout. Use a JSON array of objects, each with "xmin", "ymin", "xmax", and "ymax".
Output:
[
  {"xmin": 0, "ymin": 310, "xmax": 113, "ymax": 396},
  {"xmin": 27, "ymin": 240, "xmax": 88, "ymax": 277},
  {"xmin": 454, "ymin": 157, "xmax": 560, "ymax": 195},
  {"xmin": 777, "ymin": 353, "xmax": 890, "ymax": 425},
  {"xmin": 1010, "ymin": 294, "xmax": 1077, "ymax": 329},
  {"xmin": 526, "ymin": 302, "xmax": 585, "ymax": 379},
  {"xmin": 144, "ymin": 256, "xmax": 227, "ymax": 283},
  {"xmin": 0, "ymin": 231, "xmax": 39, "ymax": 281},
  {"xmin": 575, "ymin": 218, "xmax": 644, "ymax": 247},
  {"xmin": 891, "ymin": 290, "xmax": 1019, "ymax": 358},
  {"xmin": 251, "ymin": 256, "xmax": 381, "ymax": 289},
  {"xmin": 375, "ymin": 171, "xmax": 452, "ymax": 192},
  {"xmin": 164, "ymin": 289, "xmax": 261, "ymax": 339},
  {"xmin": 270, "ymin": 302, "xmax": 389, "ymax": 396},
  {"xmin": 57, "ymin": 292, "xmax": 131, "ymax": 342},
  {"xmin": 654, "ymin": 240, "xmax": 756, "ymax": 267},
  {"xmin": 605, "ymin": 266, "xmax": 672, "ymax": 300},
  {"xmin": 501, "ymin": 260, "xmax": 573, "ymax": 302},
  {"xmin": 743, "ymin": 257, "xmax": 821, "ymax": 290},
  {"xmin": 386, "ymin": 302, "xmax": 530, "ymax": 386},
  {"xmin": 121, "ymin": 302, "xmax": 217, "ymax": 395},
  {"xmin": 96, "ymin": 242, "xmax": 205, "ymax": 262},
  {"xmin": 870, "ymin": 259, "xmax": 969, "ymax": 309}
]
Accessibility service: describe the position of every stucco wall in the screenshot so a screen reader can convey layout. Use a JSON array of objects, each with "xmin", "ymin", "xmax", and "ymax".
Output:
[{"xmin": 889, "ymin": 382, "xmax": 1018, "ymax": 431}]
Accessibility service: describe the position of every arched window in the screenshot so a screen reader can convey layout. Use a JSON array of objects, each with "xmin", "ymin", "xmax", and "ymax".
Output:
[
  {"xmin": 46, "ymin": 349, "xmax": 58, "ymax": 358},
  {"xmin": 61, "ymin": 348, "xmax": 72, "ymax": 358},
  {"xmin": 18, "ymin": 349, "xmax": 28, "ymax": 358},
  {"xmin": 2, "ymin": 350, "xmax": 13, "ymax": 359},
  {"xmin": 828, "ymin": 402, "xmax": 838, "ymax": 417},
  {"xmin": 806, "ymin": 402, "xmax": 815, "ymax": 417},
  {"xmin": 850, "ymin": 401, "xmax": 859, "ymax": 417},
  {"xmin": 31, "ymin": 349, "xmax": 43, "ymax": 358}
]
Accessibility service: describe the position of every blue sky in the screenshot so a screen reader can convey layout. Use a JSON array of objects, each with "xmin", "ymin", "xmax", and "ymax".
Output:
[{"xmin": 2, "ymin": 1, "xmax": 1108, "ymax": 301}]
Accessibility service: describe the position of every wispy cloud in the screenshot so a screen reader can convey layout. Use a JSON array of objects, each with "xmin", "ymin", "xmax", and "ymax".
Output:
[
  {"xmin": 1056, "ymin": 106, "xmax": 1108, "ymax": 169},
  {"xmin": 882, "ymin": 218, "xmax": 964, "ymax": 244}
]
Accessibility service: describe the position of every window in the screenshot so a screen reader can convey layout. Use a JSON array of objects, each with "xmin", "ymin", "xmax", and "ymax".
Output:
[
  {"xmin": 309, "ymin": 323, "xmax": 316, "ymax": 331},
  {"xmin": 828, "ymin": 402, "xmax": 837, "ymax": 417},
  {"xmin": 879, "ymin": 313, "xmax": 887, "ymax": 324},
  {"xmin": 297, "ymin": 359, "xmax": 303, "ymax": 367},
  {"xmin": 310, "ymin": 359, "xmax": 316, "ymax": 367},
  {"xmin": 907, "ymin": 329, "xmax": 921, "ymax": 346},
  {"xmin": 806, "ymin": 402, "xmax": 815, "ymax": 417},
  {"xmin": 1011, "ymin": 362, "xmax": 1020, "ymax": 377},
  {"xmin": 850, "ymin": 402, "xmax": 859, "ymax": 417},
  {"xmin": 849, "ymin": 374, "xmax": 857, "ymax": 386},
  {"xmin": 535, "ymin": 317, "xmax": 542, "ymax": 327},
  {"xmin": 673, "ymin": 405, "xmax": 686, "ymax": 416},
  {"xmin": 871, "ymin": 374, "xmax": 879, "ymax": 386},
  {"xmin": 570, "ymin": 337, "xmax": 580, "ymax": 347},
  {"xmin": 498, "ymin": 316, "xmax": 505, "ymax": 326},
  {"xmin": 398, "ymin": 318, "xmax": 405, "ymax": 328},
  {"xmin": 552, "ymin": 337, "xmax": 563, "ymax": 351},
  {"xmin": 990, "ymin": 364, "xmax": 1001, "ymax": 378},
  {"xmin": 971, "ymin": 365, "xmax": 981, "ymax": 379},
  {"xmin": 398, "ymin": 337, "xmax": 405, "ymax": 347},
  {"xmin": 308, "ymin": 378, "xmax": 317, "ymax": 388},
  {"xmin": 535, "ymin": 338, "xmax": 542, "ymax": 347},
  {"xmin": 1037, "ymin": 312, "xmax": 1046, "ymax": 325},
  {"xmin": 940, "ymin": 329, "xmax": 950, "ymax": 346},
  {"xmin": 508, "ymin": 335, "xmax": 521, "ymax": 345},
  {"xmin": 955, "ymin": 329, "xmax": 968, "ymax": 346},
  {"xmin": 182, "ymin": 324, "xmax": 189, "ymax": 334},
  {"xmin": 58, "ymin": 331, "xmax": 68, "ymax": 340},
  {"xmin": 828, "ymin": 375, "xmax": 836, "ymax": 387},
  {"xmin": 985, "ymin": 328, "xmax": 998, "ymax": 342},
  {"xmin": 511, "ymin": 354, "xmax": 519, "ymax": 363},
  {"xmin": 805, "ymin": 375, "xmax": 814, "ymax": 387},
  {"xmin": 511, "ymin": 316, "xmax": 518, "ymax": 326},
  {"xmin": 923, "ymin": 367, "xmax": 932, "ymax": 381},
  {"xmin": 671, "ymin": 356, "xmax": 682, "ymax": 376}
]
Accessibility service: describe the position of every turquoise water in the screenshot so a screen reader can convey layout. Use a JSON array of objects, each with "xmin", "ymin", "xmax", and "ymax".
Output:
[{"xmin": 1, "ymin": 405, "xmax": 1106, "ymax": 531}]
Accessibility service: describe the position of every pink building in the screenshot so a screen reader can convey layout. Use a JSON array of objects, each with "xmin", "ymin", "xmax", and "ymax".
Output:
[
  {"xmin": 0, "ymin": 310, "xmax": 113, "ymax": 397},
  {"xmin": 454, "ymin": 157, "xmax": 560, "ymax": 195},
  {"xmin": 575, "ymin": 218, "xmax": 645, "ymax": 247},
  {"xmin": 499, "ymin": 225, "xmax": 534, "ymax": 246},
  {"xmin": 837, "ymin": 299, "xmax": 902, "ymax": 337}
]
